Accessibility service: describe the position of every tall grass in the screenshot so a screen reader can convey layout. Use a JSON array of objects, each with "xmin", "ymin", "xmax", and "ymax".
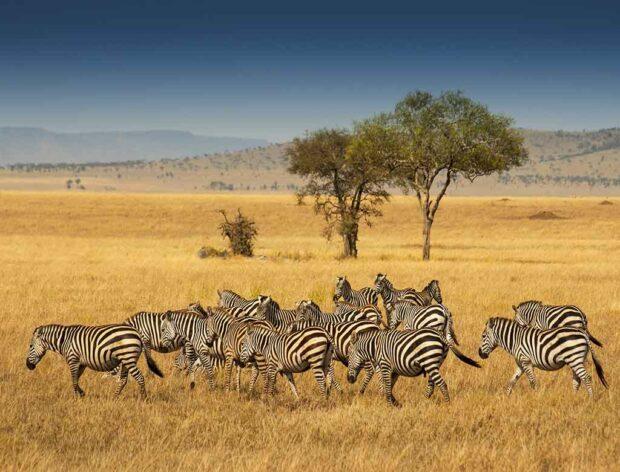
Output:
[{"xmin": 0, "ymin": 192, "xmax": 617, "ymax": 470}]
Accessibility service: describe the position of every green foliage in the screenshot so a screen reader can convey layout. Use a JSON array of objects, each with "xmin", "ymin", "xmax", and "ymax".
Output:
[{"xmin": 217, "ymin": 209, "xmax": 258, "ymax": 257}]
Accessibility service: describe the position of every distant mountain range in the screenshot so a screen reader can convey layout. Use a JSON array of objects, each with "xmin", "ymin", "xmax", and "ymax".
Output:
[
  {"xmin": 0, "ymin": 127, "xmax": 270, "ymax": 165},
  {"xmin": 0, "ymin": 127, "xmax": 618, "ymax": 195}
]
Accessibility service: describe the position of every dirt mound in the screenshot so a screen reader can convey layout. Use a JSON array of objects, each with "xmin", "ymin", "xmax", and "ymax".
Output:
[
  {"xmin": 528, "ymin": 211, "xmax": 564, "ymax": 220},
  {"xmin": 600, "ymin": 200, "xmax": 613, "ymax": 205}
]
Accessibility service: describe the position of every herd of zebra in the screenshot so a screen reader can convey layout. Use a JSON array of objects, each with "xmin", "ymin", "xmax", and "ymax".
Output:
[{"xmin": 26, "ymin": 274, "xmax": 608, "ymax": 405}]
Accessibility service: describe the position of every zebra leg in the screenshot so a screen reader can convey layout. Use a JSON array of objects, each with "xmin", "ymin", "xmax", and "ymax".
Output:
[
  {"xmin": 248, "ymin": 364, "xmax": 260, "ymax": 394},
  {"xmin": 102, "ymin": 365, "xmax": 121, "ymax": 379},
  {"xmin": 429, "ymin": 369, "xmax": 449, "ymax": 402},
  {"xmin": 198, "ymin": 353, "xmax": 216, "ymax": 390},
  {"xmin": 506, "ymin": 366, "xmax": 524, "ymax": 396},
  {"xmin": 282, "ymin": 373, "xmax": 299, "ymax": 400},
  {"xmin": 326, "ymin": 365, "xmax": 343, "ymax": 393},
  {"xmin": 68, "ymin": 361, "xmax": 86, "ymax": 397},
  {"xmin": 571, "ymin": 362, "xmax": 593, "ymax": 398},
  {"xmin": 358, "ymin": 363, "xmax": 375, "ymax": 395},
  {"xmin": 522, "ymin": 363, "xmax": 538, "ymax": 391},
  {"xmin": 172, "ymin": 351, "xmax": 187, "ymax": 372},
  {"xmin": 379, "ymin": 363, "xmax": 398, "ymax": 406},
  {"xmin": 224, "ymin": 356, "xmax": 234, "ymax": 391},
  {"xmin": 114, "ymin": 366, "xmax": 129, "ymax": 396},
  {"xmin": 235, "ymin": 364, "xmax": 242, "ymax": 393},
  {"xmin": 571, "ymin": 371, "xmax": 582, "ymax": 392},
  {"xmin": 311, "ymin": 364, "xmax": 329, "ymax": 398},
  {"xmin": 127, "ymin": 365, "xmax": 147, "ymax": 398},
  {"xmin": 424, "ymin": 378, "xmax": 435, "ymax": 399},
  {"xmin": 266, "ymin": 363, "xmax": 278, "ymax": 396}
]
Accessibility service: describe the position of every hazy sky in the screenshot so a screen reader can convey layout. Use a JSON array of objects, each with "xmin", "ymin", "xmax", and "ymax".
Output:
[{"xmin": 1, "ymin": 0, "xmax": 619, "ymax": 141}]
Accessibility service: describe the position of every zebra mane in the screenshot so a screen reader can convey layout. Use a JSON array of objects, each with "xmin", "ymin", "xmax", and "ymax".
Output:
[{"xmin": 517, "ymin": 300, "xmax": 543, "ymax": 308}]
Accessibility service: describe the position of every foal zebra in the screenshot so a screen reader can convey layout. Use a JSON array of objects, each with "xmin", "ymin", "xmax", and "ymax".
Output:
[
  {"xmin": 347, "ymin": 327, "xmax": 480, "ymax": 405},
  {"xmin": 239, "ymin": 325, "xmax": 334, "ymax": 399},
  {"xmin": 26, "ymin": 324, "xmax": 163, "ymax": 398},
  {"xmin": 512, "ymin": 300, "xmax": 603, "ymax": 347},
  {"xmin": 388, "ymin": 301, "xmax": 458, "ymax": 346},
  {"xmin": 333, "ymin": 276, "xmax": 378, "ymax": 307},
  {"xmin": 478, "ymin": 317, "xmax": 608, "ymax": 397}
]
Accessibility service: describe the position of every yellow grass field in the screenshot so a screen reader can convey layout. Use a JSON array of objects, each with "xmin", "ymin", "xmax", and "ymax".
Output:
[{"xmin": 0, "ymin": 191, "xmax": 618, "ymax": 470}]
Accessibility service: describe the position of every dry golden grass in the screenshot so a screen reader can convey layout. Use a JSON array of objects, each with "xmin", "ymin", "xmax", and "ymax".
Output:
[{"xmin": 0, "ymin": 191, "xmax": 618, "ymax": 471}]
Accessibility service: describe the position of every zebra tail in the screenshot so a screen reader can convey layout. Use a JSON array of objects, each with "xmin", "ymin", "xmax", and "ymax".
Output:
[
  {"xmin": 446, "ymin": 313, "xmax": 459, "ymax": 346},
  {"xmin": 587, "ymin": 329, "xmax": 603, "ymax": 348},
  {"xmin": 589, "ymin": 344, "xmax": 608, "ymax": 389},
  {"xmin": 143, "ymin": 347, "xmax": 164, "ymax": 378},
  {"xmin": 449, "ymin": 345, "xmax": 481, "ymax": 369}
]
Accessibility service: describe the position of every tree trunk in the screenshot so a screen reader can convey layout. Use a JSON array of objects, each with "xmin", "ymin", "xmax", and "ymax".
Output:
[
  {"xmin": 422, "ymin": 216, "xmax": 432, "ymax": 261},
  {"xmin": 342, "ymin": 228, "xmax": 359, "ymax": 258}
]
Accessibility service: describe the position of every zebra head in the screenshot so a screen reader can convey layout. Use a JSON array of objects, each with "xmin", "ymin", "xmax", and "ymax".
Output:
[
  {"xmin": 347, "ymin": 328, "xmax": 377, "ymax": 384},
  {"xmin": 256, "ymin": 295, "xmax": 273, "ymax": 320},
  {"xmin": 239, "ymin": 328, "xmax": 257, "ymax": 365},
  {"xmin": 374, "ymin": 273, "xmax": 388, "ymax": 292},
  {"xmin": 428, "ymin": 280, "xmax": 443, "ymax": 304},
  {"xmin": 160, "ymin": 312, "xmax": 177, "ymax": 349},
  {"xmin": 479, "ymin": 318, "xmax": 500, "ymax": 359},
  {"xmin": 334, "ymin": 276, "xmax": 348, "ymax": 302},
  {"xmin": 512, "ymin": 300, "xmax": 541, "ymax": 327},
  {"xmin": 296, "ymin": 299, "xmax": 321, "ymax": 322},
  {"xmin": 188, "ymin": 301, "xmax": 210, "ymax": 317},
  {"xmin": 26, "ymin": 328, "xmax": 47, "ymax": 370},
  {"xmin": 204, "ymin": 315, "xmax": 218, "ymax": 347}
]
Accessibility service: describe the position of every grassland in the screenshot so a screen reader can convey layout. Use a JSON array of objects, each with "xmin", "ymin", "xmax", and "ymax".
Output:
[{"xmin": 0, "ymin": 192, "xmax": 618, "ymax": 471}]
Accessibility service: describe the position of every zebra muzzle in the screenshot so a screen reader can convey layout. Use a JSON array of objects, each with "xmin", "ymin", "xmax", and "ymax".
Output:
[
  {"xmin": 478, "ymin": 348, "xmax": 488, "ymax": 359},
  {"xmin": 26, "ymin": 360, "xmax": 36, "ymax": 370}
]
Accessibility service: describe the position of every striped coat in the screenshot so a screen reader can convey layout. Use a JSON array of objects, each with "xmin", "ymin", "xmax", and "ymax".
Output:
[
  {"xmin": 479, "ymin": 317, "xmax": 607, "ymax": 397},
  {"xmin": 26, "ymin": 323, "xmax": 163, "ymax": 398},
  {"xmin": 388, "ymin": 301, "xmax": 458, "ymax": 346},
  {"xmin": 333, "ymin": 276, "xmax": 378, "ymax": 307},
  {"xmin": 347, "ymin": 328, "xmax": 480, "ymax": 405}
]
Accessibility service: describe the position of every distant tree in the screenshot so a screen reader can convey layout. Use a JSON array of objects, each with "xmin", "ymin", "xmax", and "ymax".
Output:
[
  {"xmin": 66, "ymin": 179, "xmax": 73, "ymax": 189},
  {"xmin": 75, "ymin": 178, "xmax": 81, "ymax": 185},
  {"xmin": 218, "ymin": 209, "xmax": 258, "ymax": 257},
  {"xmin": 287, "ymin": 126, "xmax": 392, "ymax": 258},
  {"xmin": 389, "ymin": 91, "xmax": 528, "ymax": 260}
]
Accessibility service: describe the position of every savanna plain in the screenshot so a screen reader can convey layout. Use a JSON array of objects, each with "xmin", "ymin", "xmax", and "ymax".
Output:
[{"xmin": 0, "ymin": 191, "xmax": 618, "ymax": 471}]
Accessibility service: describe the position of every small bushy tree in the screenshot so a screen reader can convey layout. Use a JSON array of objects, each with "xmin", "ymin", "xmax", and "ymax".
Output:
[{"xmin": 218, "ymin": 209, "xmax": 258, "ymax": 256}]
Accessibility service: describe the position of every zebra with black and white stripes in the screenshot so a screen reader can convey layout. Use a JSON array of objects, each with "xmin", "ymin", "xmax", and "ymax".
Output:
[
  {"xmin": 374, "ymin": 274, "xmax": 417, "ymax": 311},
  {"xmin": 298, "ymin": 299, "xmax": 384, "ymax": 326},
  {"xmin": 239, "ymin": 325, "xmax": 334, "ymax": 399},
  {"xmin": 512, "ymin": 300, "xmax": 603, "ymax": 347},
  {"xmin": 287, "ymin": 318, "xmax": 378, "ymax": 393},
  {"xmin": 333, "ymin": 276, "xmax": 378, "ymax": 307},
  {"xmin": 347, "ymin": 327, "xmax": 480, "ymax": 405},
  {"xmin": 383, "ymin": 280, "xmax": 443, "ymax": 312},
  {"xmin": 387, "ymin": 301, "xmax": 458, "ymax": 346},
  {"xmin": 26, "ymin": 323, "xmax": 163, "ymax": 398},
  {"xmin": 478, "ymin": 317, "xmax": 607, "ymax": 397},
  {"xmin": 255, "ymin": 295, "xmax": 299, "ymax": 330},
  {"xmin": 160, "ymin": 309, "xmax": 226, "ymax": 389},
  {"xmin": 217, "ymin": 290, "xmax": 261, "ymax": 317}
]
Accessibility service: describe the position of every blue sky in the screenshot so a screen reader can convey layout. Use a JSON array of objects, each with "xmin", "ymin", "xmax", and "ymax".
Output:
[{"xmin": 1, "ymin": 0, "xmax": 618, "ymax": 141}]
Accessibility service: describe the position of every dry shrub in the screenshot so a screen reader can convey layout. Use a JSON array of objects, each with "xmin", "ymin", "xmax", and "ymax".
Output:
[
  {"xmin": 197, "ymin": 246, "xmax": 228, "ymax": 259},
  {"xmin": 600, "ymin": 200, "xmax": 613, "ymax": 205},
  {"xmin": 218, "ymin": 209, "xmax": 258, "ymax": 256}
]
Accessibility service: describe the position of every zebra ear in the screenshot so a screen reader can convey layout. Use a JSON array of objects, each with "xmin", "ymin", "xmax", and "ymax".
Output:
[
  {"xmin": 163, "ymin": 311, "xmax": 172, "ymax": 321},
  {"xmin": 512, "ymin": 305, "xmax": 517, "ymax": 312}
]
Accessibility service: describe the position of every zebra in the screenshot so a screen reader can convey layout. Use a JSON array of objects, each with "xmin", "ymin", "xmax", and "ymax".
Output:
[
  {"xmin": 239, "ymin": 325, "xmax": 334, "ymax": 399},
  {"xmin": 160, "ymin": 310, "xmax": 225, "ymax": 389},
  {"xmin": 374, "ymin": 273, "xmax": 417, "ymax": 311},
  {"xmin": 383, "ymin": 280, "xmax": 443, "ymax": 313},
  {"xmin": 298, "ymin": 299, "xmax": 384, "ymax": 326},
  {"xmin": 26, "ymin": 323, "xmax": 163, "ymax": 398},
  {"xmin": 217, "ymin": 290, "xmax": 261, "ymax": 317},
  {"xmin": 478, "ymin": 317, "xmax": 608, "ymax": 397},
  {"xmin": 255, "ymin": 295, "xmax": 299, "ymax": 330},
  {"xmin": 333, "ymin": 276, "xmax": 378, "ymax": 307},
  {"xmin": 387, "ymin": 301, "xmax": 458, "ymax": 346},
  {"xmin": 347, "ymin": 327, "xmax": 480, "ymax": 406},
  {"xmin": 287, "ymin": 318, "xmax": 379, "ymax": 394},
  {"xmin": 203, "ymin": 309, "xmax": 271, "ymax": 392},
  {"xmin": 512, "ymin": 300, "xmax": 603, "ymax": 347}
]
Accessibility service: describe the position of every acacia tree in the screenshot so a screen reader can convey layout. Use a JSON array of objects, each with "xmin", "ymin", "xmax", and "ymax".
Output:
[
  {"xmin": 287, "ymin": 126, "xmax": 392, "ymax": 258},
  {"xmin": 390, "ymin": 91, "xmax": 528, "ymax": 260}
]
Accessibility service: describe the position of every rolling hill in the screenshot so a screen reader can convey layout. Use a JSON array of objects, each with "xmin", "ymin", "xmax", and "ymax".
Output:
[{"xmin": 0, "ymin": 128, "xmax": 618, "ymax": 195}]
